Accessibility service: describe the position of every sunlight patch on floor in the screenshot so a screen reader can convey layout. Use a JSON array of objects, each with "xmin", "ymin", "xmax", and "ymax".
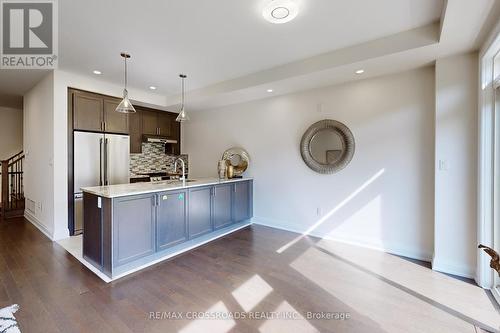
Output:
[
  {"xmin": 231, "ymin": 274, "xmax": 273, "ymax": 312},
  {"xmin": 289, "ymin": 242, "xmax": 496, "ymax": 332},
  {"xmin": 258, "ymin": 301, "xmax": 320, "ymax": 333},
  {"xmin": 179, "ymin": 301, "xmax": 236, "ymax": 333}
]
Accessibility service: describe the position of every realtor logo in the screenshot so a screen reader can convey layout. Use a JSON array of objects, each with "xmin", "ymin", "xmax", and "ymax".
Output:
[{"xmin": 0, "ymin": 0, "xmax": 58, "ymax": 68}]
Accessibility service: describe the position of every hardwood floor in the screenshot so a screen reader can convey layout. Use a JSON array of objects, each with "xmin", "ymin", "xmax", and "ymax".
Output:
[{"xmin": 0, "ymin": 218, "xmax": 497, "ymax": 333}]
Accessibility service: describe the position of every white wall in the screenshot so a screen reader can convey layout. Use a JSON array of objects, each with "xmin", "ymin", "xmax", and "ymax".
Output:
[
  {"xmin": 184, "ymin": 67, "xmax": 436, "ymax": 260},
  {"xmin": 23, "ymin": 72, "xmax": 55, "ymax": 237},
  {"xmin": 0, "ymin": 106, "xmax": 23, "ymax": 160},
  {"xmin": 434, "ymin": 52, "xmax": 478, "ymax": 278}
]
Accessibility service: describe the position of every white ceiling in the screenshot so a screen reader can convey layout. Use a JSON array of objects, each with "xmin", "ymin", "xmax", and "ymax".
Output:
[{"xmin": 0, "ymin": 0, "xmax": 498, "ymax": 110}]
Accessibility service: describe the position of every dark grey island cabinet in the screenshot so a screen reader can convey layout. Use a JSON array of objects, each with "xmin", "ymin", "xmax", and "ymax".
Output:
[{"xmin": 82, "ymin": 179, "xmax": 253, "ymax": 279}]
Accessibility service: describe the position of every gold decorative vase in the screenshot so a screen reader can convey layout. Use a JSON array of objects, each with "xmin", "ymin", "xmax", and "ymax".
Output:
[{"xmin": 226, "ymin": 165, "xmax": 234, "ymax": 179}]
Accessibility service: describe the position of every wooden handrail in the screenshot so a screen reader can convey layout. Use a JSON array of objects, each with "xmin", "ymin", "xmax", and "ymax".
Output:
[
  {"xmin": 8, "ymin": 155, "xmax": 24, "ymax": 167},
  {"xmin": 1, "ymin": 151, "xmax": 25, "ymax": 219},
  {"xmin": 1, "ymin": 160, "xmax": 8, "ymax": 211},
  {"xmin": 6, "ymin": 151, "xmax": 23, "ymax": 163}
]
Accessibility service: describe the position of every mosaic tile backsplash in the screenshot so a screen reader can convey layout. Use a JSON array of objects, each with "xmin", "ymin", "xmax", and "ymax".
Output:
[{"xmin": 130, "ymin": 142, "xmax": 189, "ymax": 177}]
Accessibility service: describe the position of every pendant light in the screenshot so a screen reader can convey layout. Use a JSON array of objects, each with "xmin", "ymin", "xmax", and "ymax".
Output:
[
  {"xmin": 176, "ymin": 74, "xmax": 190, "ymax": 122},
  {"xmin": 115, "ymin": 52, "xmax": 136, "ymax": 113}
]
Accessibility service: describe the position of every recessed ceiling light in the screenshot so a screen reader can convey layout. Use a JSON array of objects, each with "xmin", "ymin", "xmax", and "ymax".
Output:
[
  {"xmin": 267, "ymin": 89, "xmax": 274, "ymax": 93},
  {"xmin": 149, "ymin": 86, "xmax": 157, "ymax": 90},
  {"xmin": 93, "ymin": 70, "xmax": 102, "ymax": 75},
  {"xmin": 355, "ymin": 69, "xmax": 365, "ymax": 74},
  {"xmin": 263, "ymin": 0, "xmax": 298, "ymax": 24}
]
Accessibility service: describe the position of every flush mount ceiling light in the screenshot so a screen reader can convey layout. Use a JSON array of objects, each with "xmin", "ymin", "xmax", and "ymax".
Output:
[
  {"xmin": 93, "ymin": 70, "xmax": 102, "ymax": 75},
  {"xmin": 263, "ymin": 0, "xmax": 298, "ymax": 24},
  {"xmin": 149, "ymin": 86, "xmax": 157, "ymax": 90},
  {"xmin": 267, "ymin": 89, "xmax": 274, "ymax": 93},
  {"xmin": 355, "ymin": 69, "xmax": 365, "ymax": 74},
  {"xmin": 115, "ymin": 52, "xmax": 136, "ymax": 113},
  {"xmin": 175, "ymin": 74, "xmax": 190, "ymax": 122}
]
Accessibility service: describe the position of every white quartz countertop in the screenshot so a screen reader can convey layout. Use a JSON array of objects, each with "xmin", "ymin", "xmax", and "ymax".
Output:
[{"xmin": 81, "ymin": 177, "xmax": 253, "ymax": 199}]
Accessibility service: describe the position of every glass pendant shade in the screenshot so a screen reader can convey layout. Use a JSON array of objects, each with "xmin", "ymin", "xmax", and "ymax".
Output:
[
  {"xmin": 116, "ymin": 89, "xmax": 136, "ymax": 113},
  {"xmin": 176, "ymin": 74, "xmax": 189, "ymax": 122},
  {"xmin": 116, "ymin": 52, "xmax": 136, "ymax": 113},
  {"xmin": 176, "ymin": 107, "xmax": 190, "ymax": 122}
]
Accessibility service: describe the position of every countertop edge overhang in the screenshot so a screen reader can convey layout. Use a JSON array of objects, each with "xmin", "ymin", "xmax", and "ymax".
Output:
[{"xmin": 81, "ymin": 177, "xmax": 253, "ymax": 198}]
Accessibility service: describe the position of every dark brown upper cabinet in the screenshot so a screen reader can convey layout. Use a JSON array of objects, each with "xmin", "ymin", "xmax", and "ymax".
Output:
[
  {"xmin": 141, "ymin": 110, "xmax": 159, "ymax": 136},
  {"xmin": 70, "ymin": 89, "xmax": 180, "ymax": 154},
  {"xmin": 129, "ymin": 110, "xmax": 142, "ymax": 154},
  {"xmin": 140, "ymin": 109, "xmax": 174, "ymax": 137},
  {"xmin": 158, "ymin": 112, "xmax": 172, "ymax": 137},
  {"xmin": 73, "ymin": 90, "xmax": 104, "ymax": 132},
  {"xmin": 103, "ymin": 98, "xmax": 129, "ymax": 134},
  {"xmin": 71, "ymin": 89, "xmax": 129, "ymax": 134}
]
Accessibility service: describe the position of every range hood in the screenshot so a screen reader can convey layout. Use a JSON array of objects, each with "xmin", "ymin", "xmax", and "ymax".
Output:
[{"xmin": 142, "ymin": 135, "xmax": 177, "ymax": 144}]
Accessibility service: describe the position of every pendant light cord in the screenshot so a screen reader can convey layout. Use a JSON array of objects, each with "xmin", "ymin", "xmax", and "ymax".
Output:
[
  {"xmin": 124, "ymin": 56, "xmax": 128, "ymax": 91},
  {"xmin": 181, "ymin": 76, "xmax": 185, "ymax": 109}
]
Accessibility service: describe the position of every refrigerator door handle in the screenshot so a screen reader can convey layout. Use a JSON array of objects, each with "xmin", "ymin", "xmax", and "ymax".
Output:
[
  {"xmin": 99, "ymin": 138, "xmax": 103, "ymax": 186},
  {"xmin": 104, "ymin": 138, "xmax": 109, "ymax": 185}
]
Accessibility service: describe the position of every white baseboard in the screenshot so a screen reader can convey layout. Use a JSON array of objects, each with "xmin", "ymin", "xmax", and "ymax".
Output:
[
  {"xmin": 431, "ymin": 257, "xmax": 475, "ymax": 279},
  {"xmin": 24, "ymin": 211, "xmax": 53, "ymax": 241},
  {"xmin": 252, "ymin": 217, "xmax": 433, "ymax": 262}
]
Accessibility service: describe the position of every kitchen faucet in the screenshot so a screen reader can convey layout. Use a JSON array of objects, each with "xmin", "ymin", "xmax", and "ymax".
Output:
[{"xmin": 174, "ymin": 158, "xmax": 186, "ymax": 186}]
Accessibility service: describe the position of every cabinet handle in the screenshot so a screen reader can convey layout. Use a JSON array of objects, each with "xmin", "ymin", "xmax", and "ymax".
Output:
[
  {"xmin": 158, "ymin": 128, "xmax": 161, "ymax": 135},
  {"xmin": 214, "ymin": 187, "xmax": 216, "ymax": 196}
]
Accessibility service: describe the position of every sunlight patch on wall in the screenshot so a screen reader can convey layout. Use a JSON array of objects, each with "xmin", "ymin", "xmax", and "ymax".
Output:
[{"xmin": 276, "ymin": 169, "xmax": 385, "ymax": 254}]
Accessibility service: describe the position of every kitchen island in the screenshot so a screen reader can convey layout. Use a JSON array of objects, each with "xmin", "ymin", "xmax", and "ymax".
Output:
[{"xmin": 81, "ymin": 178, "xmax": 253, "ymax": 280}]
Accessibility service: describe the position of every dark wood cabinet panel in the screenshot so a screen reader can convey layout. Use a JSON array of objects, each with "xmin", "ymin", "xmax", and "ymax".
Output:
[
  {"xmin": 157, "ymin": 112, "xmax": 172, "ymax": 137},
  {"xmin": 129, "ymin": 110, "xmax": 142, "ymax": 153},
  {"xmin": 73, "ymin": 91, "xmax": 103, "ymax": 132},
  {"xmin": 104, "ymin": 98, "xmax": 129, "ymax": 134},
  {"xmin": 142, "ymin": 110, "xmax": 158, "ymax": 136},
  {"xmin": 82, "ymin": 193, "xmax": 102, "ymax": 268}
]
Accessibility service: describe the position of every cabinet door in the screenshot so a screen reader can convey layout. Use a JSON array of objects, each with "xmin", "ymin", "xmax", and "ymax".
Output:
[
  {"xmin": 104, "ymin": 98, "xmax": 129, "ymax": 134},
  {"xmin": 188, "ymin": 186, "xmax": 213, "ymax": 238},
  {"xmin": 142, "ymin": 110, "xmax": 158, "ymax": 135},
  {"xmin": 157, "ymin": 191, "xmax": 187, "ymax": 250},
  {"xmin": 73, "ymin": 91, "xmax": 103, "ymax": 132},
  {"xmin": 170, "ymin": 115, "xmax": 181, "ymax": 154},
  {"xmin": 233, "ymin": 181, "xmax": 252, "ymax": 222},
  {"xmin": 157, "ymin": 112, "xmax": 172, "ymax": 137},
  {"xmin": 129, "ymin": 110, "xmax": 142, "ymax": 153},
  {"xmin": 213, "ymin": 184, "xmax": 232, "ymax": 229},
  {"xmin": 113, "ymin": 195, "xmax": 156, "ymax": 266}
]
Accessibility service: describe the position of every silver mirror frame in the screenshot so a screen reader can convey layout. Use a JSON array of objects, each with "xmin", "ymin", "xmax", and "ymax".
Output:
[{"xmin": 300, "ymin": 119, "xmax": 355, "ymax": 174}]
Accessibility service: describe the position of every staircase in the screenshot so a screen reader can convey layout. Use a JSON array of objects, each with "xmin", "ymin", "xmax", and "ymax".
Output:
[{"xmin": 0, "ymin": 151, "xmax": 25, "ymax": 220}]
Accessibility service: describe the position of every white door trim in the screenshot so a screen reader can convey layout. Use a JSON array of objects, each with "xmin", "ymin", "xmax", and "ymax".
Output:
[{"xmin": 477, "ymin": 23, "xmax": 500, "ymax": 289}]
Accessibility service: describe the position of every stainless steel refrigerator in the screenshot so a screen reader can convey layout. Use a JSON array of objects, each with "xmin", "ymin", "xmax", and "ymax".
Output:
[{"xmin": 73, "ymin": 131, "xmax": 130, "ymax": 234}]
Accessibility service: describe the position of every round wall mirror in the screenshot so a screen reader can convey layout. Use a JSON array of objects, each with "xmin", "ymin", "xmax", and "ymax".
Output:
[{"xmin": 300, "ymin": 119, "xmax": 355, "ymax": 174}]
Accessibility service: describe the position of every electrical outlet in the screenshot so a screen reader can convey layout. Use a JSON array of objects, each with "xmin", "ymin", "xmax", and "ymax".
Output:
[
  {"xmin": 316, "ymin": 207, "xmax": 322, "ymax": 216},
  {"xmin": 438, "ymin": 160, "xmax": 449, "ymax": 171}
]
